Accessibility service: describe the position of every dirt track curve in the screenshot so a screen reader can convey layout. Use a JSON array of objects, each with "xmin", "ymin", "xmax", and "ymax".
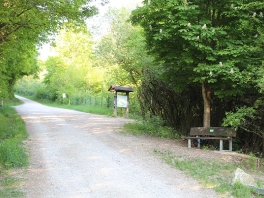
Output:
[{"xmin": 14, "ymin": 95, "xmax": 219, "ymax": 198}]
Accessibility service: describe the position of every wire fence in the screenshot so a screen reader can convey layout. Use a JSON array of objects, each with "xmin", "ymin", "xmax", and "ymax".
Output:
[
  {"xmin": 69, "ymin": 96, "xmax": 114, "ymax": 108},
  {"xmin": 15, "ymin": 90, "xmax": 138, "ymax": 110}
]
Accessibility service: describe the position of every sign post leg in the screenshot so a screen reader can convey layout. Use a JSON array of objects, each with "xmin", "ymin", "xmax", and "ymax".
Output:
[
  {"xmin": 126, "ymin": 92, "xmax": 129, "ymax": 118},
  {"xmin": 114, "ymin": 91, "xmax": 117, "ymax": 117}
]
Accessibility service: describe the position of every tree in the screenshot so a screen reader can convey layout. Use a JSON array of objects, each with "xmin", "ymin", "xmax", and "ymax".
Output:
[
  {"xmin": 0, "ymin": 37, "xmax": 38, "ymax": 98},
  {"xmin": 131, "ymin": 0, "xmax": 264, "ymax": 127},
  {"xmin": 0, "ymin": 0, "xmax": 103, "ymax": 98},
  {"xmin": 95, "ymin": 7, "xmax": 153, "ymax": 89},
  {"xmin": 0, "ymin": 0, "xmax": 98, "ymax": 45},
  {"xmin": 42, "ymin": 24, "xmax": 108, "ymax": 102}
]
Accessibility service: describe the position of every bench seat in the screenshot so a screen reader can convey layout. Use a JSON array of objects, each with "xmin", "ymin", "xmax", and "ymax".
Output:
[{"xmin": 182, "ymin": 127, "xmax": 236, "ymax": 151}]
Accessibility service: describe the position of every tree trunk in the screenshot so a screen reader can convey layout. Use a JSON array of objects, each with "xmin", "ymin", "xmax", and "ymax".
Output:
[
  {"xmin": 202, "ymin": 83, "xmax": 211, "ymax": 128},
  {"xmin": 8, "ymin": 78, "xmax": 16, "ymax": 99}
]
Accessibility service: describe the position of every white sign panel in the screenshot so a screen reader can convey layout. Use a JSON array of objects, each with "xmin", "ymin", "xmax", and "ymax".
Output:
[
  {"xmin": 117, "ymin": 95, "xmax": 127, "ymax": 108},
  {"xmin": 62, "ymin": 93, "xmax": 66, "ymax": 98}
]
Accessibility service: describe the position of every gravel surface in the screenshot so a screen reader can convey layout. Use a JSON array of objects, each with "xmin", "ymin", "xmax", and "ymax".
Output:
[{"xmin": 14, "ymin": 96, "xmax": 224, "ymax": 198}]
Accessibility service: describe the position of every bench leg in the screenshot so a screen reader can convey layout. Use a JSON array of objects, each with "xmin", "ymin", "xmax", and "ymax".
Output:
[
  {"xmin": 197, "ymin": 139, "xmax": 200, "ymax": 148},
  {"xmin": 196, "ymin": 136, "xmax": 200, "ymax": 148},
  {"xmin": 219, "ymin": 140, "xmax": 223, "ymax": 151},
  {"xmin": 229, "ymin": 138, "xmax": 232, "ymax": 151},
  {"xmin": 188, "ymin": 139, "xmax": 191, "ymax": 148}
]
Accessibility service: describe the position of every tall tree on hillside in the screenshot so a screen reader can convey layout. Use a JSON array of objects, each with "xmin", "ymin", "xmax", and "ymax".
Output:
[{"xmin": 131, "ymin": 0, "xmax": 264, "ymax": 127}]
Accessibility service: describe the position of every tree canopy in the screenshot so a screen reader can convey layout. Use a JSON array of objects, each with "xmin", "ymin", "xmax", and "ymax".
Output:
[
  {"xmin": 42, "ymin": 24, "xmax": 107, "ymax": 102},
  {"xmin": 0, "ymin": 0, "xmax": 104, "ymax": 98},
  {"xmin": 131, "ymin": 0, "xmax": 264, "ymax": 127},
  {"xmin": 95, "ymin": 7, "xmax": 154, "ymax": 89}
]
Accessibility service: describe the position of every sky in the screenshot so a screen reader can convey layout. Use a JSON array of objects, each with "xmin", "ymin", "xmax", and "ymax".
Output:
[
  {"xmin": 38, "ymin": 0, "xmax": 143, "ymax": 60},
  {"xmin": 107, "ymin": 0, "xmax": 142, "ymax": 8}
]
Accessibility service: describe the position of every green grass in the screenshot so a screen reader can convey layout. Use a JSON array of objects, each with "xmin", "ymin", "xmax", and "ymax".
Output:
[
  {"xmin": 122, "ymin": 116, "xmax": 181, "ymax": 139},
  {"xmin": 4, "ymin": 98, "xmax": 23, "ymax": 107},
  {"xmin": 0, "ymin": 172, "xmax": 24, "ymax": 198},
  {"xmin": 154, "ymin": 149, "xmax": 264, "ymax": 198},
  {"xmin": 0, "ymin": 188, "xmax": 23, "ymax": 198},
  {"xmin": 23, "ymin": 96, "xmax": 114, "ymax": 116},
  {"xmin": 0, "ymin": 98, "xmax": 28, "ymax": 197}
]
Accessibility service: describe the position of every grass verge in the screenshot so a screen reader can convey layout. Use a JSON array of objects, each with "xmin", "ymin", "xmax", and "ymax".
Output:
[
  {"xmin": 154, "ymin": 149, "xmax": 264, "ymax": 198},
  {"xmin": 22, "ymin": 96, "xmax": 114, "ymax": 116},
  {"xmin": 0, "ymin": 171, "xmax": 24, "ymax": 198},
  {"xmin": 0, "ymin": 98, "xmax": 28, "ymax": 197},
  {"xmin": 122, "ymin": 116, "xmax": 180, "ymax": 139}
]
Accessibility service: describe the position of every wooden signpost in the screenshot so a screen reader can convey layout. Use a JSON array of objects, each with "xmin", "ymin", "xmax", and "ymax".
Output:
[{"xmin": 108, "ymin": 85, "xmax": 134, "ymax": 117}]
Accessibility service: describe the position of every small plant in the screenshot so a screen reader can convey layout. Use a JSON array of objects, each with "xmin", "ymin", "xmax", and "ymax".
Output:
[{"xmin": 202, "ymin": 145, "xmax": 211, "ymax": 151}]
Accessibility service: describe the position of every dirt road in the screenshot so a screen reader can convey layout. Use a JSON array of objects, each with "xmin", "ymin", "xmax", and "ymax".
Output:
[{"xmin": 14, "ymin": 96, "xmax": 219, "ymax": 198}]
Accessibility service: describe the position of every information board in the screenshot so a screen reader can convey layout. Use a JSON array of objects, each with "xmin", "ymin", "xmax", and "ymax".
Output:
[{"xmin": 117, "ymin": 95, "xmax": 127, "ymax": 108}]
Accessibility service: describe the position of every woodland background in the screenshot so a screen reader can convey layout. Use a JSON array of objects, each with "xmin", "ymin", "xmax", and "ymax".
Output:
[{"xmin": 1, "ymin": 0, "xmax": 264, "ymax": 155}]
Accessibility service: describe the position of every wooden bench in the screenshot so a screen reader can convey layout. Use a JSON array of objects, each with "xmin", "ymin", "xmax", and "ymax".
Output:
[{"xmin": 182, "ymin": 127, "xmax": 236, "ymax": 151}]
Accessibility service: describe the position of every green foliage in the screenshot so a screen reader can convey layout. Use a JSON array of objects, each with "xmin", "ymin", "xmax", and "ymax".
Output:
[
  {"xmin": 14, "ymin": 7, "xmax": 144, "ymax": 118},
  {"xmin": 0, "ymin": 0, "xmax": 101, "ymax": 99},
  {"xmin": 222, "ymin": 99, "xmax": 264, "ymax": 144},
  {"xmin": 95, "ymin": 7, "xmax": 153, "ymax": 88},
  {"xmin": 222, "ymin": 106, "xmax": 256, "ymax": 130},
  {"xmin": 131, "ymin": 0, "xmax": 264, "ymax": 128},
  {"xmin": 15, "ymin": 76, "xmax": 42, "ymax": 97},
  {"xmin": 42, "ymin": 24, "xmax": 107, "ymax": 100}
]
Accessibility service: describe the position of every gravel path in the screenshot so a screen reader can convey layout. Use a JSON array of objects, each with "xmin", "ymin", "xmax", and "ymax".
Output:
[{"xmin": 14, "ymin": 95, "xmax": 220, "ymax": 198}]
